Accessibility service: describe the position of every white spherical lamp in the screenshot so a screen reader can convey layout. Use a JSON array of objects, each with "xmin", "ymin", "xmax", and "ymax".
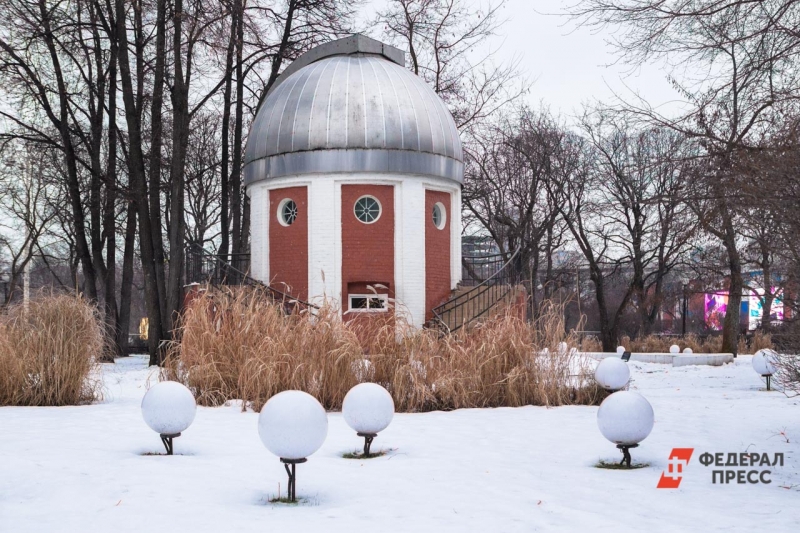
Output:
[
  {"xmin": 594, "ymin": 357, "xmax": 631, "ymax": 391},
  {"xmin": 141, "ymin": 381, "xmax": 197, "ymax": 455},
  {"xmin": 669, "ymin": 344, "xmax": 680, "ymax": 354},
  {"xmin": 683, "ymin": 347, "xmax": 693, "ymax": 355},
  {"xmin": 752, "ymin": 349, "xmax": 779, "ymax": 390},
  {"xmin": 343, "ymin": 383, "xmax": 394, "ymax": 456},
  {"xmin": 597, "ymin": 391, "xmax": 654, "ymax": 467},
  {"xmin": 616, "ymin": 346, "xmax": 626, "ymax": 355},
  {"xmin": 258, "ymin": 390, "xmax": 328, "ymax": 501}
]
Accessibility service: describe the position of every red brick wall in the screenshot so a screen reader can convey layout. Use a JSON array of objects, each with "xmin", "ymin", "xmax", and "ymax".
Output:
[
  {"xmin": 269, "ymin": 186, "xmax": 308, "ymax": 300},
  {"xmin": 341, "ymin": 184, "xmax": 394, "ymax": 320},
  {"xmin": 425, "ymin": 190, "xmax": 452, "ymax": 319}
]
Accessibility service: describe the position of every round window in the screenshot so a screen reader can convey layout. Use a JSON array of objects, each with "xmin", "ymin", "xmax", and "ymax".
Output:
[
  {"xmin": 278, "ymin": 199, "xmax": 297, "ymax": 226},
  {"xmin": 432, "ymin": 202, "xmax": 446, "ymax": 230},
  {"xmin": 354, "ymin": 196, "xmax": 381, "ymax": 224}
]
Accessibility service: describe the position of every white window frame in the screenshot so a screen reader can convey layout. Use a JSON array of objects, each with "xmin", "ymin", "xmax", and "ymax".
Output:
[
  {"xmin": 432, "ymin": 201, "xmax": 447, "ymax": 230},
  {"xmin": 353, "ymin": 195, "xmax": 382, "ymax": 224},
  {"xmin": 348, "ymin": 293, "xmax": 389, "ymax": 313},
  {"xmin": 277, "ymin": 198, "xmax": 297, "ymax": 226}
]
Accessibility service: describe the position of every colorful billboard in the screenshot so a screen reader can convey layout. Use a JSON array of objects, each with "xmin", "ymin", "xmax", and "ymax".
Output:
[
  {"xmin": 704, "ymin": 293, "xmax": 728, "ymax": 330},
  {"xmin": 748, "ymin": 289, "xmax": 784, "ymax": 330},
  {"xmin": 703, "ymin": 288, "xmax": 785, "ymax": 331}
]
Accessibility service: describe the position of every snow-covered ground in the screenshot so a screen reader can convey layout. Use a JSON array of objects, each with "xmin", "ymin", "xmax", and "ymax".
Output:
[{"xmin": 1, "ymin": 355, "xmax": 798, "ymax": 532}]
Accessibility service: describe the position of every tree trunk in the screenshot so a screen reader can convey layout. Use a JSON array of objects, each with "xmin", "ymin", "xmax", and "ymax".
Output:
[
  {"xmin": 37, "ymin": 0, "xmax": 98, "ymax": 301},
  {"xmin": 761, "ymin": 247, "xmax": 773, "ymax": 334},
  {"xmin": 117, "ymin": 204, "xmax": 136, "ymax": 354},
  {"xmin": 231, "ymin": 0, "xmax": 245, "ymax": 254},
  {"xmin": 166, "ymin": 0, "xmax": 190, "ymax": 333},
  {"xmin": 114, "ymin": 0, "xmax": 166, "ymax": 364},
  {"xmin": 219, "ymin": 5, "xmax": 236, "ymax": 260},
  {"xmin": 105, "ymin": 36, "xmax": 120, "ymax": 355},
  {"xmin": 147, "ymin": 0, "xmax": 169, "ymax": 341},
  {"xmin": 721, "ymin": 218, "xmax": 743, "ymax": 355},
  {"xmin": 591, "ymin": 269, "xmax": 617, "ymax": 351}
]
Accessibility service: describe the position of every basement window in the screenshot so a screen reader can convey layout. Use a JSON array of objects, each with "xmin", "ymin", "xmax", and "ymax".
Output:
[{"xmin": 348, "ymin": 293, "xmax": 388, "ymax": 312}]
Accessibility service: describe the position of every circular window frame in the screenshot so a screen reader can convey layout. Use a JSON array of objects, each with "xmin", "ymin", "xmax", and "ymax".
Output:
[
  {"xmin": 277, "ymin": 198, "xmax": 298, "ymax": 227},
  {"xmin": 354, "ymin": 195, "xmax": 382, "ymax": 224},
  {"xmin": 432, "ymin": 202, "xmax": 447, "ymax": 230}
]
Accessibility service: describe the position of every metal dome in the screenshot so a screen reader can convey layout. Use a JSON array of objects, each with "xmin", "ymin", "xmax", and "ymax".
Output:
[{"xmin": 244, "ymin": 35, "xmax": 464, "ymax": 186}]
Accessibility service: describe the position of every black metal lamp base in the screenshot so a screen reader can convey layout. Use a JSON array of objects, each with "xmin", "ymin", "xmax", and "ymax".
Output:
[
  {"xmin": 280, "ymin": 457, "xmax": 307, "ymax": 502},
  {"xmin": 616, "ymin": 443, "xmax": 638, "ymax": 467},
  {"xmin": 766, "ymin": 374, "xmax": 772, "ymax": 391},
  {"xmin": 357, "ymin": 432, "xmax": 378, "ymax": 456},
  {"xmin": 160, "ymin": 433, "xmax": 181, "ymax": 455}
]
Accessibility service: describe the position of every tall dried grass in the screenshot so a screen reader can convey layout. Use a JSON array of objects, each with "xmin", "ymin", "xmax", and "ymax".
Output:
[
  {"xmin": 619, "ymin": 333, "xmax": 771, "ymax": 354},
  {"xmin": 164, "ymin": 287, "xmax": 606, "ymax": 412},
  {"xmin": 0, "ymin": 294, "xmax": 104, "ymax": 406}
]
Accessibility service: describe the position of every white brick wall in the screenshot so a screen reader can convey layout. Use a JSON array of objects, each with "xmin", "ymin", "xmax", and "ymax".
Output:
[
  {"xmin": 247, "ymin": 184, "xmax": 269, "ymax": 281},
  {"xmin": 247, "ymin": 173, "xmax": 460, "ymax": 327}
]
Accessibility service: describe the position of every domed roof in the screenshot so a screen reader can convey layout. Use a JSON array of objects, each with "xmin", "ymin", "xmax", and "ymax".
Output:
[{"xmin": 244, "ymin": 35, "xmax": 463, "ymax": 186}]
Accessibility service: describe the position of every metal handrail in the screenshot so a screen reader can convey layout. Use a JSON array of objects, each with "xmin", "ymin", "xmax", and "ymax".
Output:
[
  {"xmin": 461, "ymin": 252, "xmax": 507, "ymax": 286},
  {"xmin": 184, "ymin": 243, "xmax": 318, "ymax": 313},
  {"xmin": 430, "ymin": 246, "xmax": 524, "ymax": 334}
]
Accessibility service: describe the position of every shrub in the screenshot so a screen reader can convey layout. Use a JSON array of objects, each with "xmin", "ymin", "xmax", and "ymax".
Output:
[
  {"xmin": 749, "ymin": 331, "xmax": 773, "ymax": 353},
  {"xmin": 165, "ymin": 287, "xmax": 606, "ymax": 412},
  {"xmin": 619, "ymin": 333, "xmax": 771, "ymax": 354},
  {"xmin": 774, "ymin": 352, "xmax": 800, "ymax": 396},
  {"xmin": 0, "ymin": 294, "xmax": 104, "ymax": 406}
]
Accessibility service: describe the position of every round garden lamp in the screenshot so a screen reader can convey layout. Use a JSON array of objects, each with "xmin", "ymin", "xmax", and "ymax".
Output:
[
  {"xmin": 595, "ymin": 357, "xmax": 631, "ymax": 392},
  {"xmin": 258, "ymin": 390, "xmax": 328, "ymax": 502},
  {"xmin": 343, "ymin": 383, "xmax": 395, "ymax": 457},
  {"xmin": 752, "ymin": 349, "xmax": 778, "ymax": 391},
  {"xmin": 141, "ymin": 381, "xmax": 197, "ymax": 455},
  {"xmin": 670, "ymin": 344, "xmax": 680, "ymax": 354},
  {"xmin": 616, "ymin": 346, "xmax": 625, "ymax": 356},
  {"xmin": 597, "ymin": 391, "xmax": 654, "ymax": 467},
  {"xmin": 683, "ymin": 348, "xmax": 693, "ymax": 355}
]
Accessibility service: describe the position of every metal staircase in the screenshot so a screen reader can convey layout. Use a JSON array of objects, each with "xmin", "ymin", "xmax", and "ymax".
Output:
[
  {"xmin": 428, "ymin": 247, "xmax": 526, "ymax": 334},
  {"xmin": 184, "ymin": 243, "xmax": 317, "ymax": 314}
]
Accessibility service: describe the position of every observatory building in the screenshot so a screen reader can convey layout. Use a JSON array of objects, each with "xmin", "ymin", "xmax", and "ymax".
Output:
[{"xmin": 244, "ymin": 35, "xmax": 463, "ymax": 326}]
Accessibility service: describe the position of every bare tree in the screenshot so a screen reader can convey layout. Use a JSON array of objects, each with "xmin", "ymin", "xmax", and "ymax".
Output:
[
  {"xmin": 568, "ymin": 0, "xmax": 800, "ymax": 352},
  {"xmin": 464, "ymin": 108, "xmax": 565, "ymax": 312},
  {"xmin": 547, "ymin": 110, "xmax": 695, "ymax": 350},
  {"xmin": 375, "ymin": 0, "xmax": 526, "ymax": 137},
  {"xmin": 0, "ymin": 146, "xmax": 57, "ymax": 304},
  {"xmin": 185, "ymin": 113, "xmax": 222, "ymax": 248}
]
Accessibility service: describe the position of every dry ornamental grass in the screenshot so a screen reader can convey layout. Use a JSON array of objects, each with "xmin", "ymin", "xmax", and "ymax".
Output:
[
  {"xmin": 164, "ymin": 287, "xmax": 607, "ymax": 412},
  {"xmin": 617, "ymin": 332, "xmax": 773, "ymax": 355},
  {"xmin": 0, "ymin": 294, "xmax": 104, "ymax": 406}
]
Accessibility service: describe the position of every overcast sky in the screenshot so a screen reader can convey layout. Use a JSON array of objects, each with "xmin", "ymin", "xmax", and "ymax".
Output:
[{"xmin": 362, "ymin": 0, "xmax": 684, "ymax": 119}]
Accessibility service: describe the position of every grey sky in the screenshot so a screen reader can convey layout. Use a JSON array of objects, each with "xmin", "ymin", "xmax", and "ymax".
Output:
[{"xmin": 363, "ymin": 0, "xmax": 683, "ymax": 118}]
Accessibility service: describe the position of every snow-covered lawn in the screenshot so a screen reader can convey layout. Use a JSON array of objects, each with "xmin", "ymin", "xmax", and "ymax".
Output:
[{"xmin": 1, "ymin": 355, "xmax": 798, "ymax": 532}]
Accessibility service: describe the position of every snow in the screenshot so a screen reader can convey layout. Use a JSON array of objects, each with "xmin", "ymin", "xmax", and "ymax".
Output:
[
  {"xmin": 1, "ymin": 354, "xmax": 798, "ymax": 532},
  {"xmin": 597, "ymin": 391, "xmax": 654, "ymax": 445},
  {"xmin": 343, "ymin": 383, "xmax": 394, "ymax": 435},
  {"xmin": 258, "ymin": 390, "xmax": 328, "ymax": 460}
]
